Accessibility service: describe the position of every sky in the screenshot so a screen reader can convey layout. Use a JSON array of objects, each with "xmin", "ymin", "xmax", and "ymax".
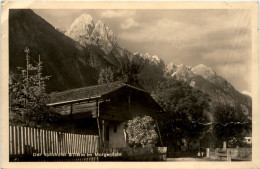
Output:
[{"xmin": 34, "ymin": 9, "xmax": 252, "ymax": 95}]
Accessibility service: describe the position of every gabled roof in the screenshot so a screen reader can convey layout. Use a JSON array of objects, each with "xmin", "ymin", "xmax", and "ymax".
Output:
[{"xmin": 48, "ymin": 82, "xmax": 147, "ymax": 106}]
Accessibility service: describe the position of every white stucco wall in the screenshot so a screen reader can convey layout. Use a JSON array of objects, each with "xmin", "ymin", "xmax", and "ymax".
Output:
[{"xmin": 108, "ymin": 122, "xmax": 127, "ymax": 148}]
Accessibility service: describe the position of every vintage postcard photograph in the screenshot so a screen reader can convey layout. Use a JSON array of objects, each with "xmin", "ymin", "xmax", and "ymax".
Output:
[{"xmin": 1, "ymin": 1, "xmax": 259, "ymax": 169}]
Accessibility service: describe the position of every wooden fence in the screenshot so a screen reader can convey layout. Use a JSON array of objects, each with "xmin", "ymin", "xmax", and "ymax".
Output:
[{"xmin": 9, "ymin": 125, "xmax": 99, "ymax": 161}]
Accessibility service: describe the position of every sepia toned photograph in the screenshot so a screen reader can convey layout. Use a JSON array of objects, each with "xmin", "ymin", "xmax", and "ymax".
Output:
[{"xmin": 1, "ymin": 1, "xmax": 259, "ymax": 168}]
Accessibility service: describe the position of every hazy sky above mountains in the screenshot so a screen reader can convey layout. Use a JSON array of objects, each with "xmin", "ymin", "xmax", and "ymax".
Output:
[{"xmin": 34, "ymin": 9, "xmax": 252, "ymax": 95}]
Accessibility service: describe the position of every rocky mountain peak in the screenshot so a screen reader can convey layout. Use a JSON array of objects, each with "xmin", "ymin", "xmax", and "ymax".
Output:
[
  {"xmin": 167, "ymin": 62, "xmax": 176, "ymax": 69},
  {"xmin": 65, "ymin": 14, "xmax": 118, "ymax": 54},
  {"xmin": 164, "ymin": 62, "xmax": 251, "ymax": 114},
  {"xmin": 191, "ymin": 64, "xmax": 216, "ymax": 80},
  {"xmin": 65, "ymin": 13, "xmax": 95, "ymax": 46},
  {"xmin": 93, "ymin": 20, "xmax": 107, "ymax": 35},
  {"xmin": 95, "ymin": 20, "xmax": 105, "ymax": 26},
  {"xmin": 144, "ymin": 53, "xmax": 160, "ymax": 62},
  {"xmin": 92, "ymin": 20, "xmax": 118, "ymax": 49},
  {"xmin": 134, "ymin": 52, "xmax": 161, "ymax": 65},
  {"xmin": 171, "ymin": 64, "xmax": 194, "ymax": 82},
  {"xmin": 77, "ymin": 13, "xmax": 94, "ymax": 25},
  {"xmin": 167, "ymin": 63, "xmax": 218, "ymax": 81},
  {"xmin": 69, "ymin": 13, "xmax": 94, "ymax": 28},
  {"xmin": 191, "ymin": 64, "xmax": 235, "ymax": 93}
]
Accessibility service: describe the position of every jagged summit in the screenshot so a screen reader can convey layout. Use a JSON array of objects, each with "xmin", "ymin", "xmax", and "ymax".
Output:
[
  {"xmin": 167, "ymin": 63, "xmax": 222, "ymax": 85},
  {"xmin": 79, "ymin": 13, "xmax": 94, "ymax": 21},
  {"xmin": 65, "ymin": 13, "xmax": 133, "ymax": 66},
  {"xmin": 134, "ymin": 52, "xmax": 161, "ymax": 65},
  {"xmin": 167, "ymin": 62, "xmax": 175, "ymax": 70},
  {"xmin": 167, "ymin": 63, "xmax": 217, "ymax": 80},
  {"xmin": 166, "ymin": 63, "xmax": 192, "ymax": 81},
  {"xmin": 65, "ymin": 13, "xmax": 95, "ymax": 45},
  {"xmin": 191, "ymin": 64, "xmax": 216, "ymax": 80},
  {"xmin": 171, "ymin": 64, "xmax": 194, "ymax": 82},
  {"xmin": 68, "ymin": 13, "xmax": 94, "ymax": 27},
  {"xmin": 93, "ymin": 20, "xmax": 111, "ymax": 38},
  {"xmin": 65, "ymin": 14, "xmax": 117, "ymax": 54},
  {"xmin": 92, "ymin": 20, "xmax": 118, "ymax": 48},
  {"xmin": 68, "ymin": 13, "xmax": 94, "ymax": 30},
  {"xmin": 144, "ymin": 53, "xmax": 160, "ymax": 62}
]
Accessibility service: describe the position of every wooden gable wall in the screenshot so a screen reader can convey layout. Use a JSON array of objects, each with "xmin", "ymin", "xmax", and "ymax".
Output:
[{"xmin": 100, "ymin": 88, "xmax": 159, "ymax": 121}]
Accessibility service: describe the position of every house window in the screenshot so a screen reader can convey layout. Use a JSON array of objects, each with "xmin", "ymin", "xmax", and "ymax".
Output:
[{"xmin": 114, "ymin": 126, "xmax": 117, "ymax": 133}]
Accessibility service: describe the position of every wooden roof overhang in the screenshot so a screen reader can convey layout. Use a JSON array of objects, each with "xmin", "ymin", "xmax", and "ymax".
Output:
[
  {"xmin": 48, "ymin": 82, "xmax": 125, "ymax": 106},
  {"xmin": 47, "ymin": 96, "xmax": 101, "ymax": 107}
]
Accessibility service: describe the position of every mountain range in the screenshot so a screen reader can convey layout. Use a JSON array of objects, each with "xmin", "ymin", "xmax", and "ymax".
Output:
[
  {"xmin": 9, "ymin": 9, "xmax": 251, "ymax": 115},
  {"xmin": 166, "ymin": 63, "xmax": 251, "ymax": 115}
]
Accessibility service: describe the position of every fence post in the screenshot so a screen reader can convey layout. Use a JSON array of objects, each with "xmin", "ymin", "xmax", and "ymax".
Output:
[
  {"xmin": 17, "ymin": 126, "xmax": 21, "ymax": 155},
  {"xmin": 10, "ymin": 126, "xmax": 13, "ymax": 155},
  {"xmin": 206, "ymin": 148, "xmax": 210, "ymax": 157},
  {"xmin": 13, "ymin": 126, "xmax": 17, "ymax": 155},
  {"xmin": 223, "ymin": 141, "xmax": 227, "ymax": 150},
  {"xmin": 21, "ymin": 126, "xmax": 24, "ymax": 155},
  {"xmin": 227, "ymin": 149, "xmax": 231, "ymax": 161}
]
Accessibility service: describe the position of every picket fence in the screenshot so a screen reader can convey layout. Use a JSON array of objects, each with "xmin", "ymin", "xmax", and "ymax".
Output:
[{"xmin": 9, "ymin": 125, "xmax": 99, "ymax": 161}]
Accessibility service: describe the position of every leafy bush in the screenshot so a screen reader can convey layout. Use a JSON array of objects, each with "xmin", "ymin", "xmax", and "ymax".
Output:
[{"xmin": 125, "ymin": 116, "xmax": 158, "ymax": 147}]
